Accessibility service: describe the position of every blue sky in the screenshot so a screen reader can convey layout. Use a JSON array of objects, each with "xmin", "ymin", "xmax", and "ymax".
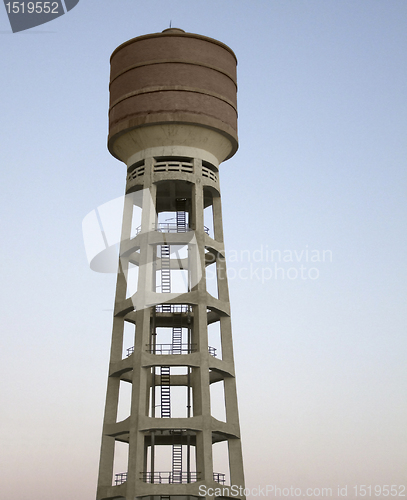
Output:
[{"xmin": 1, "ymin": 1, "xmax": 406, "ymax": 498}]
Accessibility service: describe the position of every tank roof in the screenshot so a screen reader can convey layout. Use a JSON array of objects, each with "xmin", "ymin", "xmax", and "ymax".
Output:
[{"xmin": 110, "ymin": 29, "xmax": 237, "ymax": 63}]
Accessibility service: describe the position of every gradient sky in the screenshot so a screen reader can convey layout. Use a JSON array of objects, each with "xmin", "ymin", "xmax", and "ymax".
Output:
[{"xmin": 1, "ymin": 1, "xmax": 406, "ymax": 499}]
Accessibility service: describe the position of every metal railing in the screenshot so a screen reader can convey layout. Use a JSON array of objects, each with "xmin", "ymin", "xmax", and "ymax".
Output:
[
  {"xmin": 208, "ymin": 346, "xmax": 217, "ymax": 357},
  {"xmin": 155, "ymin": 304, "xmax": 190, "ymax": 313},
  {"xmin": 133, "ymin": 223, "xmax": 209, "ymax": 236},
  {"xmin": 115, "ymin": 472, "xmax": 127, "ymax": 485},
  {"xmin": 117, "ymin": 470, "xmax": 225, "ymax": 485},
  {"xmin": 127, "ymin": 344, "xmax": 217, "ymax": 357},
  {"xmin": 155, "ymin": 223, "xmax": 210, "ymax": 235},
  {"xmin": 141, "ymin": 471, "xmax": 199, "ymax": 484},
  {"xmin": 155, "ymin": 223, "xmax": 189, "ymax": 233},
  {"xmin": 213, "ymin": 472, "xmax": 226, "ymax": 484},
  {"xmin": 126, "ymin": 346, "xmax": 134, "ymax": 356},
  {"xmin": 146, "ymin": 343, "xmax": 197, "ymax": 355}
]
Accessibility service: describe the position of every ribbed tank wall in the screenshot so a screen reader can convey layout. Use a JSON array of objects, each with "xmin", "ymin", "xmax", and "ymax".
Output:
[{"xmin": 108, "ymin": 28, "xmax": 238, "ymax": 164}]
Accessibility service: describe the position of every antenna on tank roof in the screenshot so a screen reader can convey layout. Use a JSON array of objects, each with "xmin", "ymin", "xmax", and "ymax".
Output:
[{"xmin": 169, "ymin": 20, "xmax": 172, "ymax": 28}]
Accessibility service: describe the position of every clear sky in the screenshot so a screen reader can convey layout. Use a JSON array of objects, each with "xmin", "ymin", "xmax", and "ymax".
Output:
[{"xmin": 1, "ymin": 1, "xmax": 406, "ymax": 499}]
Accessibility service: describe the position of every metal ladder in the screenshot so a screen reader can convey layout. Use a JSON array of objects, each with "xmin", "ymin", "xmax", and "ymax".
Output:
[
  {"xmin": 172, "ymin": 436, "xmax": 183, "ymax": 483},
  {"xmin": 160, "ymin": 244, "xmax": 171, "ymax": 314},
  {"xmin": 172, "ymin": 201, "xmax": 187, "ymax": 483},
  {"xmin": 172, "ymin": 327, "xmax": 182, "ymax": 354},
  {"xmin": 176, "ymin": 198, "xmax": 187, "ymax": 232},
  {"xmin": 160, "ymin": 244, "xmax": 171, "ymax": 293},
  {"xmin": 160, "ymin": 366, "xmax": 171, "ymax": 418},
  {"xmin": 158, "ymin": 200, "xmax": 188, "ymax": 483}
]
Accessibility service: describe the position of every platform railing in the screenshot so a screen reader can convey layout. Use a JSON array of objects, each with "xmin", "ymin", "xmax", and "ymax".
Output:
[
  {"xmin": 141, "ymin": 471, "xmax": 200, "ymax": 484},
  {"xmin": 146, "ymin": 343, "xmax": 196, "ymax": 355},
  {"xmin": 117, "ymin": 470, "xmax": 225, "ymax": 485},
  {"xmin": 126, "ymin": 344, "xmax": 217, "ymax": 357},
  {"xmin": 154, "ymin": 304, "xmax": 190, "ymax": 313},
  {"xmin": 133, "ymin": 223, "xmax": 209, "ymax": 236},
  {"xmin": 114, "ymin": 472, "xmax": 128, "ymax": 485},
  {"xmin": 213, "ymin": 472, "xmax": 226, "ymax": 484}
]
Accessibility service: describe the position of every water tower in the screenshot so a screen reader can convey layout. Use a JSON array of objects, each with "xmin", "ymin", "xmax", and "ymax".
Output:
[{"xmin": 96, "ymin": 28, "xmax": 245, "ymax": 500}]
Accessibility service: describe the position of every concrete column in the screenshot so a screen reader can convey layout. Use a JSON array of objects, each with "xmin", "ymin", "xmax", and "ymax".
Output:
[
  {"xmin": 97, "ymin": 184, "xmax": 135, "ymax": 493},
  {"xmin": 212, "ymin": 193, "xmax": 225, "ymax": 243},
  {"xmin": 126, "ymin": 159, "xmax": 157, "ymax": 499}
]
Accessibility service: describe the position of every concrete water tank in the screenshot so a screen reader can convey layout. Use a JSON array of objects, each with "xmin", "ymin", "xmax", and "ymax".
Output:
[{"xmin": 108, "ymin": 28, "xmax": 238, "ymax": 165}]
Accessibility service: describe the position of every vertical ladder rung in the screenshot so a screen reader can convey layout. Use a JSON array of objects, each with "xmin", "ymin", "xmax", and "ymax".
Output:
[
  {"xmin": 172, "ymin": 442, "xmax": 183, "ymax": 483},
  {"xmin": 160, "ymin": 366, "xmax": 171, "ymax": 418},
  {"xmin": 172, "ymin": 327, "xmax": 182, "ymax": 354},
  {"xmin": 176, "ymin": 198, "xmax": 187, "ymax": 233},
  {"xmin": 160, "ymin": 243, "xmax": 171, "ymax": 312}
]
